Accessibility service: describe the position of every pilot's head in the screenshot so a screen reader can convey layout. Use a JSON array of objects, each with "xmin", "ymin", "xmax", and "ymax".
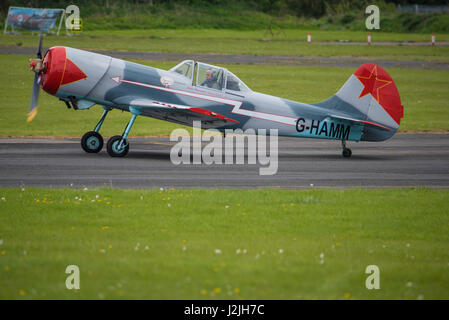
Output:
[{"xmin": 206, "ymin": 69, "xmax": 217, "ymax": 81}]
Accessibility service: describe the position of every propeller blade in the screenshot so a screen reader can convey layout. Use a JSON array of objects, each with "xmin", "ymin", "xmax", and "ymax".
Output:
[
  {"xmin": 37, "ymin": 33, "xmax": 43, "ymax": 59},
  {"xmin": 28, "ymin": 34, "xmax": 44, "ymax": 123},
  {"xmin": 27, "ymin": 72, "xmax": 40, "ymax": 123}
]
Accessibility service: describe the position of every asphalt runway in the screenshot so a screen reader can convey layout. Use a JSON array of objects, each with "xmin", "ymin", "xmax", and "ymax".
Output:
[{"xmin": 0, "ymin": 134, "xmax": 448, "ymax": 189}]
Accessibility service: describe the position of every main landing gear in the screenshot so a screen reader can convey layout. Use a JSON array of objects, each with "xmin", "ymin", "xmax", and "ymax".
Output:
[
  {"xmin": 341, "ymin": 140, "xmax": 352, "ymax": 158},
  {"xmin": 81, "ymin": 108, "xmax": 109, "ymax": 153},
  {"xmin": 106, "ymin": 113, "xmax": 138, "ymax": 157},
  {"xmin": 80, "ymin": 107, "xmax": 139, "ymax": 157}
]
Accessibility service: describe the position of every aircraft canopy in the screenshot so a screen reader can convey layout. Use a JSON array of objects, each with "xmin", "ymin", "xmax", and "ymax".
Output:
[{"xmin": 170, "ymin": 60, "xmax": 251, "ymax": 92}]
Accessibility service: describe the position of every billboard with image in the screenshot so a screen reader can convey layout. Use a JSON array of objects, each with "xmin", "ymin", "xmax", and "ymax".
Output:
[{"xmin": 4, "ymin": 7, "xmax": 64, "ymax": 33}]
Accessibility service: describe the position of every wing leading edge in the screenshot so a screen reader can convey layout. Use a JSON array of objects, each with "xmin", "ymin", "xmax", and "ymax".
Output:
[{"xmin": 113, "ymin": 97, "xmax": 239, "ymax": 128}]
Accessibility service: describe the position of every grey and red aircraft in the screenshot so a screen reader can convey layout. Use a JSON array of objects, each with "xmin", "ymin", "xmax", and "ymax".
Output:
[{"xmin": 28, "ymin": 36, "xmax": 404, "ymax": 157}]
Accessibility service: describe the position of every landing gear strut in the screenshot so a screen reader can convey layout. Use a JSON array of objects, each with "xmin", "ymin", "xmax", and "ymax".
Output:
[
  {"xmin": 81, "ymin": 108, "xmax": 110, "ymax": 153},
  {"xmin": 341, "ymin": 140, "xmax": 352, "ymax": 158},
  {"xmin": 106, "ymin": 112, "xmax": 138, "ymax": 157}
]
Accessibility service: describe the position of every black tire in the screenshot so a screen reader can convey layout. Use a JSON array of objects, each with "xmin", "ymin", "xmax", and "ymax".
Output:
[
  {"xmin": 107, "ymin": 135, "xmax": 129, "ymax": 157},
  {"xmin": 342, "ymin": 148, "xmax": 352, "ymax": 158},
  {"xmin": 81, "ymin": 131, "xmax": 103, "ymax": 153}
]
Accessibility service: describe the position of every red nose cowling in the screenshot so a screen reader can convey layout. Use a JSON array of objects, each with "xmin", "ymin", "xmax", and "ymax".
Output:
[{"xmin": 40, "ymin": 46, "xmax": 67, "ymax": 95}]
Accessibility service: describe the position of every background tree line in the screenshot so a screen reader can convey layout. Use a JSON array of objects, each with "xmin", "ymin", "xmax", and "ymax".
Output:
[{"xmin": 1, "ymin": 0, "xmax": 448, "ymax": 17}]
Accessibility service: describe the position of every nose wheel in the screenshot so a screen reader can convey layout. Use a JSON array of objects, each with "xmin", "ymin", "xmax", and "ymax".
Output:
[{"xmin": 81, "ymin": 131, "xmax": 103, "ymax": 153}]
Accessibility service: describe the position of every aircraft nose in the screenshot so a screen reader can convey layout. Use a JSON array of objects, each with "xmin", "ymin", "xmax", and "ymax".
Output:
[
  {"xmin": 40, "ymin": 46, "xmax": 67, "ymax": 95},
  {"xmin": 40, "ymin": 46, "xmax": 109, "ymax": 98},
  {"xmin": 40, "ymin": 46, "xmax": 89, "ymax": 95}
]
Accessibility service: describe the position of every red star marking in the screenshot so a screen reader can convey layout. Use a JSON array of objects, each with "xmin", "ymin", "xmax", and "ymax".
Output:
[{"xmin": 356, "ymin": 65, "xmax": 392, "ymax": 103}]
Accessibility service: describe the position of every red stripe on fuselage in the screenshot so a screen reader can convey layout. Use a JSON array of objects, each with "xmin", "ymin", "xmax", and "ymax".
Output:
[
  {"xmin": 188, "ymin": 107, "xmax": 239, "ymax": 123},
  {"xmin": 359, "ymin": 120, "xmax": 391, "ymax": 131}
]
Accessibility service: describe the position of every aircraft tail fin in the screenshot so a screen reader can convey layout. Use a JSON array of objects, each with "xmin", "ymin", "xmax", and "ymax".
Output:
[{"xmin": 314, "ymin": 64, "xmax": 404, "ymax": 141}]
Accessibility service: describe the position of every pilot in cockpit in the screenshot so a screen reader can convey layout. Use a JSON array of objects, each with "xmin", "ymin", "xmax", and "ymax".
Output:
[{"xmin": 201, "ymin": 69, "xmax": 220, "ymax": 90}]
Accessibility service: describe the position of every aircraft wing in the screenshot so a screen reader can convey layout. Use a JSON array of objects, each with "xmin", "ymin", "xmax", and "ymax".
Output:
[
  {"xmin": 113, "ymin": 97, "xmax": 239, "ymax": 128},
  {"xmin": 328, "ymin": 115, "xmax": 391, "ymax": 131}
]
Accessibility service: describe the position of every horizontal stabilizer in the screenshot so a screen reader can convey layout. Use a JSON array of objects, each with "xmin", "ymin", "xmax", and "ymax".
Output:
[{"xmin": 328, "ymin": 115, "xmax": 391, "ymax": 131}]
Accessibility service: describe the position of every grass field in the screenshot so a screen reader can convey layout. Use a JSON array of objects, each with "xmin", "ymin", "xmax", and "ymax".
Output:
[
  {"xmin": 2, "ymin": 30, "xmax": 449, "ymax": 62},
  {"xmin": 85, "ymin": 29, "xmax": 449, "ymax": 42},
  {"xmin": 0, "ymin": 53, "xmax": 448, "ymax": 137},
  {"xmin": 0, "ymin": 187, "xmax": 448, "ymax": 299}
]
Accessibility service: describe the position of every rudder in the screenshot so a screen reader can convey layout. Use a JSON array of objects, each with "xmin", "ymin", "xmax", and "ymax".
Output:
[{"xmin": 316, "ymin": 64, "xmax": 404, "ymax": 141}]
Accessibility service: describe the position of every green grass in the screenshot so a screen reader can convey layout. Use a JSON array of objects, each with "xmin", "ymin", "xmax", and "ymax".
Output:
[
  {"xmin": 2, "ymin": 30, "xmax": 449, "ymax": 62},
  {"xmin": 1, "ymin": 53, "xmax": 448, "ymax": 136},
  {"xmin": 84, "ymin": 29, "xmax": 449, "ymax": 42},
  {"xmin": 0, "ymin": 187, "xmax": 448, "ymax": 299}
]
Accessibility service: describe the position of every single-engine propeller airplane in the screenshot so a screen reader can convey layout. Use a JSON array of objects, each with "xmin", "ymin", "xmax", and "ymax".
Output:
[{"xmin": 28, "ymin": 35, "xmax": 403, "ymax": 158}]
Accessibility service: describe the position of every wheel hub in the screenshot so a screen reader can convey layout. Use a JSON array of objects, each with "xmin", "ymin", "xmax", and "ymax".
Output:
[
  {"xmin": 112, "ymin": 139, "xmax": 127, "ymax": 153},
  {"xmin": 86, "ymin": 136, "xmax": 100, "ymax": 150}
]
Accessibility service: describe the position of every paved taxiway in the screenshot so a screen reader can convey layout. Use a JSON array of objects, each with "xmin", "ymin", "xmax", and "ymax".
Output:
[
  {"xmin": 1, "ymin": 47, "xmax": 448, "ymax": 70},
  {"xmin": 0, "ymin": 134, "xmax": 448, "ymax": 189}
]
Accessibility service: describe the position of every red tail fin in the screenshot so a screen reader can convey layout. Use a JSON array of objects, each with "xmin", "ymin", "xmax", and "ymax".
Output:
[{"xmin": 353, "ymin": 64, "xmax": 404, "ymax": 125}]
